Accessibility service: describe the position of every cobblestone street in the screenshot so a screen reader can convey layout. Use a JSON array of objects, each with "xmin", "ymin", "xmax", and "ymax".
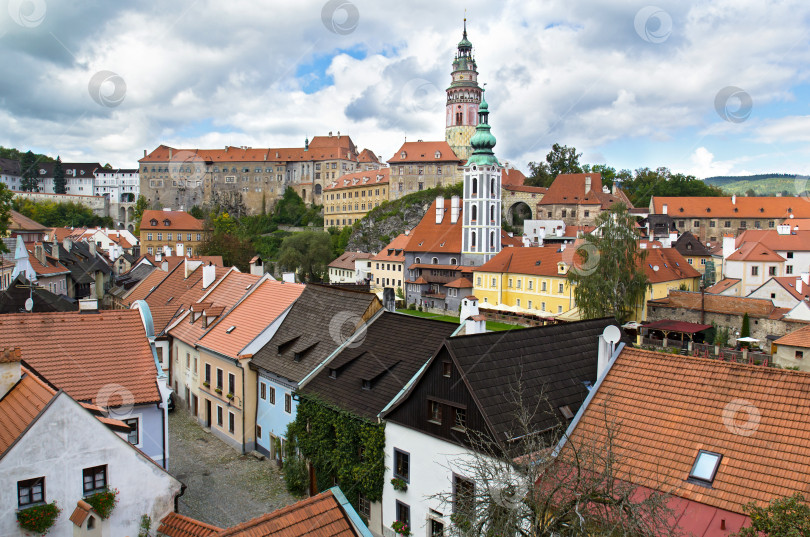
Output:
[{"xmin": 169, "ymin": 408, "xmax": 298, "ymax": 529}]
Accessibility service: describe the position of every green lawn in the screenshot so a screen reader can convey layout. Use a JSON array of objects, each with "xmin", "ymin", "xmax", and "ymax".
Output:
[{"xmin": 395, "ymin": 309, "xmax": 522, "ymax": 332}]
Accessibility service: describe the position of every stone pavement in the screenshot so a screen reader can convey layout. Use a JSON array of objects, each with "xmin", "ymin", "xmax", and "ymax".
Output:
[{"xmin": 168, "ymin": 408, "xmax": 298, "ymax": 528}]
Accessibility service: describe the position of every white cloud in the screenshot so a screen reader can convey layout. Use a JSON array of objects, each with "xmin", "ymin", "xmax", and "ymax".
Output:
[{"xmin": 0, "ymin": 0, "xmax": 809, "ymax": 176}]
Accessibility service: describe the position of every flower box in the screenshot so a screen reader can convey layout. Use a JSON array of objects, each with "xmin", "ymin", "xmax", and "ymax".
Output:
[
  {"xmin": 203, "ymin": 381, "xmax": 210, "ymax": 388},
  {"xmin": 391, "ymin": 520, "xmax": 411, "ymax": 536},
  {"xmin": 85, "ymin": 488, "xmax": 119, "ymax": 519},
  {"xmin": 226, "ymin": 393, "xmax": 234, "ymax": 400},
  {"xmin": 17, "ymin": 501, "xmax": 61, "ymax": 534},
  {"xmin": 215, "ymin": 387, "xmax": 222, "ymax": 394},
  {"xmin": 390, "ymin": 477, "xmax": 408, "ymax": 492}
]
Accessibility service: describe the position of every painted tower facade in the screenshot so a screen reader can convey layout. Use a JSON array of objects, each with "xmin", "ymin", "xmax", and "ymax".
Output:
[
  {"xmin": 445, "ymin": 20, "xmax": 482, "ymax": 162},
  {"xmin": 461, "ymin": 93, "xmax": 502, "ymax": 266}
]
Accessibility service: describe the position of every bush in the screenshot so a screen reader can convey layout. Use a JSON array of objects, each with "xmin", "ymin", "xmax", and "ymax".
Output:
[
  {"xmin": 408, "ymin": 303, "xmax": 416, "ymax": 310},
  {"xmin": 283, "ymin": 454, "xmax": 309, "ymax": 496},
  {"xmin": 138, "ymin": 514, "xmax": 152, "ymax": 537},
  {"xmin": 418, "ymin": 305, "xmax": 423, "ymax": 312},
  {"xmin": 17, "ymin": 501, "xmax": 61, "ymax": 534}
]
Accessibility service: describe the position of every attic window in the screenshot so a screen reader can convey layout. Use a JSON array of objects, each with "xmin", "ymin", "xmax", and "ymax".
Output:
[
  {"xmin": 294, "ymin": 353, "xmax": 303, "ymax": 363},
  {"xmin": 329, "ymin": 368, "xmax": 337, "ymax": 378},
  {"xmin": 150, "ymin": 219, "xmax": 158, "ymax": 226},
  {"xmin": 163, "ymin": 219, "xmax": 171, "ymax": 226},
  {"xmin": 226, "ymin": 326, "xmax": 236, "ymax": 334},
  {"xmin": 362, "ymin": 379, "xmax": 371, "ymax": 390},
  {"xmin": 689, "ymin": 450, "xmax": 722, "ymax": 485},
  {"xmin": 679, "ymin": 208, "xmax": 684, "ymax": 212},
  {"xmin": 706, "ymin": 208, "xmax": 711, "ymax": 213},
  {"xmin": 559, "ymin": 405, "xmax": 574, "ymax": 420}
]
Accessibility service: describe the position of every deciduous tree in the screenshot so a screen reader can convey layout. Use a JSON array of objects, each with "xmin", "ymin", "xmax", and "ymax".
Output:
[
  {"xmin": 277, "ymin": 231, "xmax": 333, "ymax": 282},
  {"xmin": 0, "ymin": 183, "xmax": 12, "ymax": 253},
  {"xmin": 567, "ymin": 203, "xmax": 650, "ymax": 321},
  {"xmin": 734, "ymin": 493, "xmax": 810, "ymax": 537},
  {"xmin": 526, "ymin": 144, "xmax": 583, "ymax": 187}
]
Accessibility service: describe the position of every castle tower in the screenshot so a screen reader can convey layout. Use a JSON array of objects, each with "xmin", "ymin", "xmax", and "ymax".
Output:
[
  {"xmin": 461, "ymin": 91, "xmax": 502, "ymax": 266},
  {"xmin": 445, "ymin": 19, "xmax": 482, "ymax": 162}
]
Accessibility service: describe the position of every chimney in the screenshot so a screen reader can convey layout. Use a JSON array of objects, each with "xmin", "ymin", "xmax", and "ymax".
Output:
[
  {"xmin": 722, "ymin": 234, "xmax": 736, "ymax": 260},
  {"xmin": 777, "ymin": 224, "xmax": 791, "ymax": 235},
  {"xmin": 51, "ymin": 236, "xmax": 59, "ymax": 262},
  {"xmin": 435, "ymin": 196, "xmax": 445, "ymax": 224},
  {"xmin": 185, "ymin": 258, "xmax": 202, "ymax": 278},
  {"xmin": 584, "ymin": 176, "xmax": 592, "ymax": 194},
  {"xmin": 662, "ymin": 204, "xmax": 668, "ymax": 215},
  {"xmin": 169, "ymin": 148, "xmax": 173, "ymax": 159},
  {"xmin": 202, "ymin": 262, "xmax": 216, "ymax": 289},
  {"xmin": 161, "ymin": 258, "xmax": 168, "ymax": 272},
  {"xmin": 383, "ymin": 287, "xmax": 396, "ymax": 312},
  {"xmin": 450, "ymin": 195, "xmax": 460, "ymax": 224},
  {"xmin": 797, "ymin": 277, "xmax": 802, "ymax": 294},
  {"xmin": 62, "ymin": 238, "xmax": 72, "ymax": 252},
  {"xmin": 78, "ymin": 298, "xmax": 99, "ymax": 313},
  {"xmin": 34, "ymin": 244, "xmax": 46, "ymax": 265},
  {"xmin": 612, "ymin": 182, "xmax": 617, "ymax": 195},
  {"xmin": 731, "ymin": 194, "xmax": 736, "ymax": 205},
  {"xmin": 802, "ymin": 272, "xmax": 809, "ymax": 286},
  {"xmin": 0, "ymin": 347, "xmax": 22, "ymax": 399},
  {"xmin": 88, "ymin": 240, "xmax": 96, "ymax": 257},
  {"xmin": 144, "ymin": 149, "xmax": 147, "ymax": 157},
  {"xmin": 669, "ymin": 231, "xmax": 677, "ymax": 244}
]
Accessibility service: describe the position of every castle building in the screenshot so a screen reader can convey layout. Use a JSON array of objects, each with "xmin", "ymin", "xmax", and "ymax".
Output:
[
  {"xmin": 461, "ymin": 92, "xmax": 502, "ymax": 266},
  {"xmin": 445, "ymin": 19, "xmax": 482, "ymax": 163}
]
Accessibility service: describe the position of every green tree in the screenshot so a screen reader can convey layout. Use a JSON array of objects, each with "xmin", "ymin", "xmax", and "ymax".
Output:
[
  {"xmin": 581, "ymin": 163, "xmax": 632, "ymax": 189},
  {"xmin": 188, "ymin": 205, "xmax": 204, "ymax": 219},
  {"xmin": 621, "ymin": 167, "xmax": 724, "ymax": 207},
  {"xmin": 52, "ymin": 156, "xmax": 66, "ymax": 194},
  {"xmin": 19, "ymin": 150, "xmax": 40, "ymax": 192},
  {"xmin": 0, "ymin": 183, "xmax": 12, "ymax": 253},
  {"xmin": 198, "ymin": 232, "xmax": 254, "ymax": 271},
  {"xmin": 734, "ymin": 493, "xmax": 810, "ymax": 536},
  {"xmin": 133, "ymin": 195, "xmax": 148, "ymax": 235},
  {"xmin": 277, "ymin": 231, "xmax": 333, "ymax": 282},
  {"xmin": 526, "ymin": 143, "xmax": 583, "ymax": 187},
  {"xmin": 568, "ymin": 203, "xmax": 650, "ymax": 321},
  {"xmin": 740, "ymin": 312, "xmax": 751, "ymax": 348},
  {"xmin": 212, "ymin": 212, "xmax": 237, "ymax": 235}
]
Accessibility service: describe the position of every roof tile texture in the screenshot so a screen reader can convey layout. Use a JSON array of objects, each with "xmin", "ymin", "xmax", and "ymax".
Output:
[
  {"xmin": 652, "ymin": 196, "xmax": 810, "ymax": 219},
  {"xmin": 567, "ymin": 348, "xmax": 810, "ymax": 514},
  {"xmin": 0, "ymin": 310, "xmax": 160, "ymax": 404}
]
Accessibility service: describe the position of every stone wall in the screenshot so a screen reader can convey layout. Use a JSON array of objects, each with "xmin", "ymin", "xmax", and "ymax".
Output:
[{"xmin": 14, "ymin": 191, "xmax": 109, "ymax": 217}]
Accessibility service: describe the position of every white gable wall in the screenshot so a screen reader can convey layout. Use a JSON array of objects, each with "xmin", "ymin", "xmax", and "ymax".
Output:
[{"xmin": 0, "ymin": 393, "xmax": 181, "ymax": 537}]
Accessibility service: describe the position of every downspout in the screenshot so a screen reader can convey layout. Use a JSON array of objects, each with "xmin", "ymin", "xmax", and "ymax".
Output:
[
  {"xmin": 159, "ymin": 401, "xmax": 167, "ymax": 469},
  {"xmin": 239, "ymin": 359, "xmax": 246, "ymax": 455}
]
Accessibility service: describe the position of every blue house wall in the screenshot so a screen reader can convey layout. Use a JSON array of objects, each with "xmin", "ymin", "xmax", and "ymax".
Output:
[{"xmin": 255, "ymin": 370, "xmax": 297, "ymax": 458}]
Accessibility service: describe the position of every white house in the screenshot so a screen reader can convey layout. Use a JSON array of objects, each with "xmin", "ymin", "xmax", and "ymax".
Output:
[
  {"xmin": 747, "ymin": 275, "xmax": 810, "ymax": 309},
  {"xmin": 723, "ymin": 226, "xmax": 810, "ymax": 295},
  {"xmin": 379, "ymin": 319, "xmax": 620, "ymax": 537},
  {"xmin": 0, "ymin": 350, "xmax": 182, "ymax": 537},
  {"xmin": 328, "ymin": 251, "xmax": 375, "ymax": 284}
]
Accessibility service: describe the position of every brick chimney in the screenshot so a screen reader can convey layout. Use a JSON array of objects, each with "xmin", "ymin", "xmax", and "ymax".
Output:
[
  {"xmin": 34, "ymin": 244, "xmax": 46, "ymax": 265},
  {"xmin": 0, "ymin": 347, "xmax": 22, "ymax": 399}
]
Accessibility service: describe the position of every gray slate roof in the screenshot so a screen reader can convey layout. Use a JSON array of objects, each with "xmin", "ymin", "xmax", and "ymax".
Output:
[
  {"xmin": 443, "ymin": 317, "xmax": 625, "ymax": 441},
  {"xmin": 250, "ymin": 284, "xmax": 381, "ymax": 383},
  {"xmin": 300, "ymin": 311, "xmax": 459, "ymax": 420}
]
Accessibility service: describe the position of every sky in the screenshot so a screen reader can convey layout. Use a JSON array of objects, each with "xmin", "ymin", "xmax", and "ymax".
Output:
[{"xmin": 1, "ymin": 0, "xmax": 810, "ymax": 179}]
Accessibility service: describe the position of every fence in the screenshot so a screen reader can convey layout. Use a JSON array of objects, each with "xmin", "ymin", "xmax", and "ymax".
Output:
[{"xmin": 641, "ymin": 339, "xmax": 772, "ymax": 366}]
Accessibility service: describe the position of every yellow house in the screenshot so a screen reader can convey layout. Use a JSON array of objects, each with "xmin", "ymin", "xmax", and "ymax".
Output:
[
  {"xmin": 195, "ymin": 277, "xmax": 304, "ymax": 453},
  {"xmin": 474, "ymin": 245, "xmax": 701, "ymax": 322},
  {"xmin": 473, "ymin": 246, "xmax": 575, "ymax": 317},
  {"xmin": 323, "ymin": 168, "xmax": 390, "ymax": 230}
]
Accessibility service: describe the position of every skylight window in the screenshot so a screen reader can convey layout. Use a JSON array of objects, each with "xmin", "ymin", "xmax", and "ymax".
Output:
[
  {"xmin": 226, "ymin": 326, "xmax": 236, "ymax": 334},
  {"xmin": 689, "ymin": 450, "xmax": 722, "ymax": 485}
]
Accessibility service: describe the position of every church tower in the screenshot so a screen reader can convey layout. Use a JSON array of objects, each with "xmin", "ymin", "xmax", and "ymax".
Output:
[
  {"xmin": 461, "ymin": 91, "xmax": 502, "ymax": 266},
  {"xmin": 445, "ymin": 19, "xmax": 482, "ymax": 162}
]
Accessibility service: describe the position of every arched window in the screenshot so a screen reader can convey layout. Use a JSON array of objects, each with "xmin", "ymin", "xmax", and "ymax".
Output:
[
  {"xmin": 490, "ymin": 231, "xmax": 495, "ymax": 249},
  {"xmin": 432, "ymin": 257, "xmax": 439, "ymax": 265},
  {"xmin": 314, "ymin": 184, "xmax": 322, "ymax": 195},
  {"xmin": 415, "ymin": 257, "xmax": 421, "ymax": 264},
  {"xmin": 471, "ymin": 205, "xmax": 477, "ymax": 222},
  {"xmin": 450, "ymin": 257, "xmax": 457, "ymax": 265},
  {"xmin": 491, "ymin": 178, "xmax": 495, "ymax": 195},
  {"xmin": 472, "ymin": 178, "xmax": 478, "ymax": 196},
  {"xmin": 471, "ymin": 231, "xmax": 477, "ymax": 249},
  {"xmin": 490, "ymin": 205, "xmax": 495, "ymax": 222}
]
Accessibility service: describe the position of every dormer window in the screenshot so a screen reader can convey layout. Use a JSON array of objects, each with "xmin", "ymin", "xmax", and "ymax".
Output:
[
  {"xmin": 435, "ymin": 151, "xmax": 441, "ymax": 159},
  {"xmin": 400, "ymin": 151, "xmax": 407, "ymax": 159},
  {"xmin": 163, "ymin": 219, "xmax": 171, "ymax": 226},
  {"xmin": 294, "ymin": 353, "xmax": 303, "ymax": 363},
  {"xmin": 150, "ymin": 219, "xmax": 158, "ymax": 226},
  {"xmin": 689, "ymin": 450, "xmax": 722, "ymax": 485},
  {"xmin": 329, "ymin": 368, "xmax": 337, "ymax": 378},
  {"xmin": 362, "ymin": 379, "xmax": 371, "ymax": 390}
]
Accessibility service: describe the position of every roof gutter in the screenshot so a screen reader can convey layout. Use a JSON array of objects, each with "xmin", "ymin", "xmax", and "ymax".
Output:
[
  {"xmin": 551, "ymin": 342, "xmax": 625, "ymax": 458},
  {"xmin": 378, "ymin": 357, "xmax": 431, "ymax": 420}
]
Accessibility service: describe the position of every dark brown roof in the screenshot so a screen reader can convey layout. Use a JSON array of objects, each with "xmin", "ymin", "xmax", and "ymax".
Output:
[
  {"xmin": 301, "ymin": 312, "xmax": 459, "ymax": 419},
  {"xmin": 9, "ymin": 210, "xmax": 47, "ymax": 232},
  {"xmin": 250, "ymin": 285, "xmax": 382, "ymax": 383},
  {"xmin": 442, "ymin": 318, "xmax": 623, "ymax": 440},
  {"xmin": 673, "ymin": 231, "xmax": 712, "ymax": 257}
]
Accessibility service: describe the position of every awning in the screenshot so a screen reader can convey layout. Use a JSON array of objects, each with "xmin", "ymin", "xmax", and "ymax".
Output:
[{"xmin": 642, "ymin": 320, "xmax": 712, "ymax": 334}]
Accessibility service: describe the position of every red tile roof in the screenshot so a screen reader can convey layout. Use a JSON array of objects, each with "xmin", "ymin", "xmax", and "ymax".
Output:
[
  {"xmin": 140, "ymin": 136, "xmax": 358, "ymax": 164},
  {"xmin": 641, "ymin": 248, "xmax": 701, "ymax": 283},
  {"xmin": 387, "ymin": 141, "xmax": 461, "ymax": 163},
  {"xmin": 0, "ymin": 346, "xmax": 21, "ymax": 363},
  {"xmin": 649, "ymin": 290, "xmax": 785, "ymax": 318},
  {"xmin": 566, "ymin": 347, "xmax": 810, "ymax": 515},
  {"xmin": 328, "ymin": 251, "xmax": 375, "ymax": 270},
  {"xmin": 651, "ymin": 196, "xmax": 810, "ymax": 219},
  {"xmin": 27, "ymin": 244, "xmax": 71, "ymax": 276},
  {"xmin": 141, "ymin": 210, "xmax": 204, "ymax": 231},
  {"xmin": 157, "ymin": 513, "xmax": 222, "ymax": 537},
  {"xmin": 197, "ymin": 279, "xmax": 305, "ymax": 359},
  {"xmin": 501, "ymin": 167, "xmax": 527, "ymax": 186},
  {"xmin": 0, "ymin": 311, "xmax": 161, "ymax": 404},
  {"xmin": 216, "ymin": 489, "xmax": 359, "ymax": 537},
  {"xmin": 773, "ymin": 324, "xmax": 810, "ymax": 348},
  {"xmin": 68, "ymin": 500, "xmax": 94, "ymax": 527},
  {"xmin": 407, "ymin": 199, "xmax": 464, "ymax": 253},
  {"xmin": 770, "ymin": 276, "xmax": 810, "ymax": 301},
  {"xmin": 168, "ymin": 270, "xmax": 261, "ymax": 345},
  {"xmin": 445, "ymin": 277, "xmax": 473, "ymax": 288},
  {"xmin": 372, "ymin": 233, "xmax": 411, "ymax": 262},
  {"xmin": 357, "ymin": 148, "xmax": 379, "ymax": 163},
  {"xmin": 324, "ymin": 168, "xmax": 389, "ymax": 191},
  {"xmin": 705, "ymin": 278, "xmax": 741, "ymax": 294},
  {"xmin": 0, "ymin": 369, "xmax": 53, "ymax": 455},
  {"xmin": 726, "ymin": 241, "xmax": 785, "ymax": 262},
  {"xmin": 475, "ymin": 246, "xmax": 565, "ymax": 276},
  {"xmin": 539, "ymin": 173, "xmax": 632, "ymax": 209}
]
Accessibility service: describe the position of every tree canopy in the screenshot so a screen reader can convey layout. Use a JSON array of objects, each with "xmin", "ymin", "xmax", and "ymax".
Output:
[
  {"xmin": 277, "ymin": 231, "xmax": 333, "ymax": 282},
  {"xmin": 53, "ymin": 156, "xmax": 66, "ymax": 194},
  {"xmin": 19, "ymin": 151, "xmax": 40, "ymax": 192},
  {"xmin": 0, "ymin": 183, "xmax": 12, "ymax": 253},
  {"xmin": 734, "ymin": 493, "xmax": 810, "ymax": 537},
  {"xmin": 526, "ymin": 143, "xmax": 583, "ymax": 187},
  {"xmin": 11, "ymin": 198, "xmax": 113, "ymax": 228},
  {"xmin": 568, "ymin": 203, "xmax": 650, "ymax": 321}
]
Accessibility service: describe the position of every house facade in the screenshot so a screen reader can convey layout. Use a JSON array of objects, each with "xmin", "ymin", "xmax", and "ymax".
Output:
[
  {"xmin": 371, "ymin": 233, "xmax": 410, "ymax": 292},
  {"xmin": 323, "ymin": 168, "xmax": 390, "ymax": 229},
  {"xmin": 386, "ymin": 141, "xmax": 463, "ymax": 199},
  {"xmin": 139, "ymin": 209, "xmax": 205, "ymax": 257}
]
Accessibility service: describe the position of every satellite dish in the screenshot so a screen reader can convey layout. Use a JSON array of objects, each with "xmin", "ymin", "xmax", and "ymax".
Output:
[
  {"xmin": 24, "ymin": 298, "xmax": 34, "ymax": 312},
  {"xmin": 603, "ymin": 325, "xmax": 621, "ymax": 345}
]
